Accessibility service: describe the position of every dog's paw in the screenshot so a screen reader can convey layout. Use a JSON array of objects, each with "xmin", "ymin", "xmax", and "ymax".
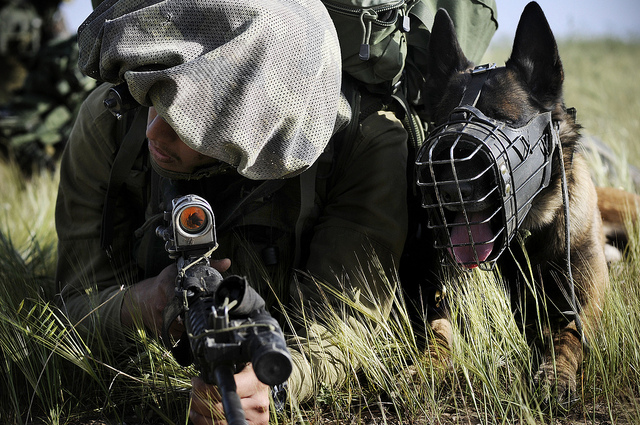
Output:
[
  {"xmin": 425, "ymin": 319, "xmax": 453, "ymax": 371},
  {"xmin": 533, "ymin": 360, "xmax": 579, "ymax": 410},
  {"xmin": 392, "ymin": 344, "xmax": 453, "ymax": 393},
  {"xmin": 424, "ymin": 331, "xmax": 454, "ymax": 373},
  {"xmin": 395, "ymin": 364, "xmax": 423, "ymax": 389},
  {"xmin": 604, "ymin": 243, "xmax": 623, "ymax": 263}
]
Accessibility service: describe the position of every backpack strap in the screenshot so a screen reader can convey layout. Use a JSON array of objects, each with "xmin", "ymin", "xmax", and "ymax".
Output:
[
  {"xmin": 338, "ymin": 74, "xmax": 362, "ymax": 151},
  {"xmin": 100, "ymin": 106, "xmax": 149, "ymax": 251},
  {"xmin": 293, "ymin": 162, "xmax": 318, "ymax": 269},
  {"xmin": 392, "ymin": 89, "xmax": 425, "ymax": 154},
  {"xmin": 217, "ymin": 179, "xmax": 287, "ymax": 234}
]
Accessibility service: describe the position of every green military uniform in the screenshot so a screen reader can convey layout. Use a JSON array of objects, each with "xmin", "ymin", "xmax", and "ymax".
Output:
[
  {"xmin": 56, "ymin": 0, "xmax": 497, "ymax": 406},
  {"xmin": 55, "ymin": 81, "xmax": 409, "ymax": 402}
]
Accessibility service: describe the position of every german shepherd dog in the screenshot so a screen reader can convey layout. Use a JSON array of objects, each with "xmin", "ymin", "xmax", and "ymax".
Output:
[{"xmin": 405, "ymin": 2, "xmax": 612, "ymax": 405}]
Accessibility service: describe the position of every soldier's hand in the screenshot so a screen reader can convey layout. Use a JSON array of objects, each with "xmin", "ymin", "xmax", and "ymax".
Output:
[
  {"xmin": 189, "ymin": 363, "xmax": 270, "ymax": 425},
  {"xmin": 120, "ymin": 258, "xmax": 231, "ymax": 336},
  {"xmin": 209, "ymin": 258, "xmax": 231, "ymax": 274}
]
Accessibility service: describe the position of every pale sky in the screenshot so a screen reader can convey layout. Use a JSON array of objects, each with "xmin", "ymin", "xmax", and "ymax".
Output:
[
  {"xmin": 492, "ymin": 0, "xmax": 640, "ymax": 42},
  {"xmin": 60, "ymin": 0, "xmax": 640, "ymax": 43}
]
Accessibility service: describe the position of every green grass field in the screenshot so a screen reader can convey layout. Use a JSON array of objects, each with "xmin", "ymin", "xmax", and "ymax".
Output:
[{"xmin": 1, "ymin": 38, "xmax": 639, "ymax": 424}]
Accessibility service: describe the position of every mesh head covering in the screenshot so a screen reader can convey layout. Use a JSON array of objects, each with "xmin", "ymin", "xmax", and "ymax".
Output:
[{"xmin": 78, "ymin": 0, "xmax": 350, "ymax": 180}]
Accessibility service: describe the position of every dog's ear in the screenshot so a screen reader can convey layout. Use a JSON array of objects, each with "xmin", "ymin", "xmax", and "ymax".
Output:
[
  {"xmin": 506, "ymin": 1, "xmax": 564, "ymax": 108},
  {"xmin": 423, "ymin": 8, "xmax": 472, "ymax": 118},
  {"xmin": 427, "ymin": 8, "xmax": 471, "ymax": 81}
]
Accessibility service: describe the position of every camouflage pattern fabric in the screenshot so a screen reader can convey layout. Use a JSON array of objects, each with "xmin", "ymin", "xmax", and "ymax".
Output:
[{"xmin": 77, "ymin": 0, "xmax": 350, "ymax": 180}]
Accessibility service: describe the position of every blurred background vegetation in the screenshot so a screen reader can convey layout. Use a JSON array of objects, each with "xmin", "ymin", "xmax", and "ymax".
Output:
[{"xmin": 0, "ymin": 0, "xmax": 96, "ymax": 174}]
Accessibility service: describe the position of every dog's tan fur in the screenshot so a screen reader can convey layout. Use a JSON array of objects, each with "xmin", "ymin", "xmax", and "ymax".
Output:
[{"xmin": 597, "ymin": 186, "xmax": 640, "ymax": 248}]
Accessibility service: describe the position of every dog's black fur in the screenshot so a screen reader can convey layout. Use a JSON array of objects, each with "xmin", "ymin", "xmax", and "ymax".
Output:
[{"xmin": 402, "ymin": 1, "xmax": 610, "ymax": 406}]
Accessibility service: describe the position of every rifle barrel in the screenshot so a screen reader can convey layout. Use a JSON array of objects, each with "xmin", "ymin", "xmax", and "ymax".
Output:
[{"xmin": 214, "ymin": 364, "xmax": 247, "ymax": 425}]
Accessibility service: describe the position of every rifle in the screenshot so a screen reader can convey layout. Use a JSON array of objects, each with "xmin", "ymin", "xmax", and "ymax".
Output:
[{"xmin": 156, "ymin": 194, "xmax": 292, "ymax": 425}]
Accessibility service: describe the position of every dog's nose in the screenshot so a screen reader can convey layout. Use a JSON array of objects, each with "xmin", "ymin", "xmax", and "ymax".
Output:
[{"xmin": 440, "ymin": 181, "xmax": 474, "ymax": 206}]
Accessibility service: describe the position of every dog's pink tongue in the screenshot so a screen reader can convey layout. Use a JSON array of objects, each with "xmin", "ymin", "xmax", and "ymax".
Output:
[{"xmin": 449, "ymin": 211, "xmax": 494, "ymax": 268}]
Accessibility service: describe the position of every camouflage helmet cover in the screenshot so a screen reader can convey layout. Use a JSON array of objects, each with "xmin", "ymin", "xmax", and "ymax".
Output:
[{"xmin": 77, "ymin": 0, "xmax": 350, "ymax": 179}]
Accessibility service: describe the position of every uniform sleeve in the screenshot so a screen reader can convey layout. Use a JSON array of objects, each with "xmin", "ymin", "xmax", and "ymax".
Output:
[
  {"xmin": 288, "ymin": 110, "xmax": 409, "ymax": 401},
  {"xmin": 440, "ymin": 0, "xmax": 498, "ymax": 65},
  {"xmin": 54, "ymin": 83, "xmax": 141, "ymax": 348}
]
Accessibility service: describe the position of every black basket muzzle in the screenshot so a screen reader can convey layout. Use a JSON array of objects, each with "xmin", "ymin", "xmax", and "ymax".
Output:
[{"xmin": 416, "ymin": 105, "xmax": 558, "ymax": 270}]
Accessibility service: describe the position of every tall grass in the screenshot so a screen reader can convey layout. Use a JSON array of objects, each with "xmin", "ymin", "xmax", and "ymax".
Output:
[
  {"xmin": 0, "ymin": 161, "xmax": 194, "ymax": 423},
  {"xmin": 1, "ymin": 38, "xmax": 640, "ymax": 424}
]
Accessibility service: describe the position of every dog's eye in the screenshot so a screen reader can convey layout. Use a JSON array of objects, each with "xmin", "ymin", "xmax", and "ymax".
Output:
[
  {"xmin": 482, "ymin": 107, "xmax": 517, "ymax": 126},
  {"xmin": 493, "ymin": 114, "xmax": 516, "ymax": 126}
]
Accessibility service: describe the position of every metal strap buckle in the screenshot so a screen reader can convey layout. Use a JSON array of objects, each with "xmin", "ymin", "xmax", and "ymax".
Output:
[{"xmin": 471, "ymin": 63, "xmax": 497, "ymax": 74}]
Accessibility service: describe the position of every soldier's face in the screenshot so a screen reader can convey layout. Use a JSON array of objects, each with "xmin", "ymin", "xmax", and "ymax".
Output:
[{"xmin": 146, "ymin": 107, "xmax": 218, "ymax": 173}]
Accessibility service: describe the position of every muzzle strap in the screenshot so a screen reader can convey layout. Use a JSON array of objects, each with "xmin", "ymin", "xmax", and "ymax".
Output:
[{"xmin": 458, "ymin": 64, "xmax": 497, "ymax": 108}]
